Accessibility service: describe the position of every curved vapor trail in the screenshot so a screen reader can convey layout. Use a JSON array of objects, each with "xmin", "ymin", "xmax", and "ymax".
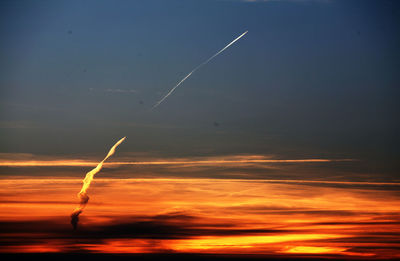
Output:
[
  {"xmin": 71, "ymin": 136, "xmax": 126, "ymax": 229},
  {"xmin": 152, "ymin": 31, "xmax": 248, "ymax": 109}
]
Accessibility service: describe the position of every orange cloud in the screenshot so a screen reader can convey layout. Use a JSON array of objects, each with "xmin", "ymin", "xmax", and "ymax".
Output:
[
  {"xmin": 0, "ymin": 178, "xmax": 399, "ymax": 258},
  {"xmin": 0, "ymin": 154, "xmax": 353, "ymax": 167}
]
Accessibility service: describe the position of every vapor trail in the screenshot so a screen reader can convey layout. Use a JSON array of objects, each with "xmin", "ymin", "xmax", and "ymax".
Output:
[
  {"xmin": 71, "ymin": 136, "xmax": 126, "ymax": 229},
  {"xmin": 152, "ymin": 31, "xmax": 248, "ymax": 109}
]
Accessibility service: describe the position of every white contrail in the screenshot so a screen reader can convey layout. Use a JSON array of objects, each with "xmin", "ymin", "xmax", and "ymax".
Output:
[{"xmin": 152, "ymin": 31, "xmax": 248, "ymax": 109}]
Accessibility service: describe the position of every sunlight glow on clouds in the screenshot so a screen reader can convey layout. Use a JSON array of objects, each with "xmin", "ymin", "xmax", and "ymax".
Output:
[
  {"xmin": 0, "ymin": 153, "xmax": 353, "ymax": 167},
  {"xmin": 0, "ymin": 178, "xmax": 399, "ymax": 257}
]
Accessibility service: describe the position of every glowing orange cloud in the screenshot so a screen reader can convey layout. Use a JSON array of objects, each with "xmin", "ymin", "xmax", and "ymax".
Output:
[
  {"xmin": 0, "ymin": 178, "xmax": 399, "ymax": 258},
  {"xmin": 0, "ymin": 157, "xmax": 353, "ymax": 167},
  {"xmin": 70, "ymin": 137, "xmax": 126, "ymax": 229}
]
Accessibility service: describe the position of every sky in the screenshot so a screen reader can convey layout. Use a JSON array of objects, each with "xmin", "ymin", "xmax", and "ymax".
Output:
[{"xmin": 0, "ymin": 0, "xmax": 399, "ymax": 258}]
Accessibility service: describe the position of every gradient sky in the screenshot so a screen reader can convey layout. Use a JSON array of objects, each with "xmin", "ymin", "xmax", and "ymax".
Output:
[
  {"xmin": 1, "ymin": 0, "xmax": 399, "ymax": 178},
  {"xmin": 1, "ymin": 0, "xmax": 400, "ymax": 257}
]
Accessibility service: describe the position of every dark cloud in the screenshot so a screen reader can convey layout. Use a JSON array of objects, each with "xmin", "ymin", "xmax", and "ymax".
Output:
[
  {"xmin": 1, "ymin": 210, "xmax": 399, "ymax": 257},
  {"xmin": 0, "ymin": 213, "xmax": 298, "ymax": 247}
]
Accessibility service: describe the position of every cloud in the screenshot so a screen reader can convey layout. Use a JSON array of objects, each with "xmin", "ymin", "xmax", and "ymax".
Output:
[
  {"xmin": 88, "ymin": 88, "xmax": 138, "ymax": 94},
  {"xmin": 1, "ymin": 214, "xmax": 397, "ymax": 256},
  {"xmin": 105, "ymin": 89, "xmax": 137, "ymax": 94},
  {"xmin": 0, "ymin": 178, "xmax": 399, "ymax": 257},
  {"xmin": 0, "ymin": 152, "xmax": 380, "ymax": 181},
  {"xmin": 0, "ymin": 153, "xmax": 353, "ymax": 167}
]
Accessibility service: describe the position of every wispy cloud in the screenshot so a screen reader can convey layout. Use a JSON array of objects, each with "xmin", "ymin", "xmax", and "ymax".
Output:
[
  {"xmin": 88, "ymin": 88, "xmax": 138, "ymax": 94},
  {"xmin": 105, "ymin": 88, "xmax": 137, "ymax": 94},
  {"xmin": 0, "ymin": 153, "xmax": 361, "ymax": 180},
  {"xmin": 0, "ymin": 153, "xmax": 353, "ymax": 167}
]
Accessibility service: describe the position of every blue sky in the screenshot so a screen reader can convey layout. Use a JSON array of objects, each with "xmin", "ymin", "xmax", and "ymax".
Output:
[{"xmin": 0, "ymin": 0, "xmax": 399, "ymax": 179}]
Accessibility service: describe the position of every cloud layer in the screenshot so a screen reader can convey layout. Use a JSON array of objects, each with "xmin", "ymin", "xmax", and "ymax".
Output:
[{"xmin": 0, "ymin": 178, "xmax": 399, "ymax": 258}]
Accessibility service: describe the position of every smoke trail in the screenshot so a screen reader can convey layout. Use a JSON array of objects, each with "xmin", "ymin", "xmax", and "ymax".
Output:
[
  {"xmin": 71, "ymin": 136, "xmax": 126, "ymax": 229},
  {"xmin": 152, "ymin": 31, "xmax": 248, "ymax": 109}
]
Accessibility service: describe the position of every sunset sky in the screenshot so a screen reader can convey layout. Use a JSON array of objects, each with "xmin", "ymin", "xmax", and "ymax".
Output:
[{"xmin": 0, "ymin": 0, "xmax": 399, "ymax": 259}]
